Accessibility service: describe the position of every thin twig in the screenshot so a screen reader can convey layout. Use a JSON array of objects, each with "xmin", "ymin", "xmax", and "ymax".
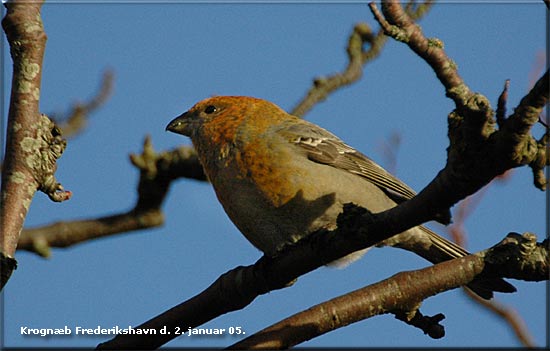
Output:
[
  {"xmin": 52, "ymin": 70, "xmax": 115, "ymax": 138},
  {"xmin": 291, "ymin": 1, "xmax": 434, "ymax": 118}
]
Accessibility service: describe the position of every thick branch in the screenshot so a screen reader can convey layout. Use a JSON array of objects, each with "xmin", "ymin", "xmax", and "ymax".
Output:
[
  {"xmin": 445, "ymin": 172, "xmax": 536, "ymax": 348},
  {"xmin": 1, "ymin": 0, "xmax": 71, "ymax": 289},
  {"xmin": 96, "ymin": 2, "xmax": 547, "ymax": 347},
  {"xmin": 1, "ymin": 1, "xmax": 46, "ymax": 257},
  {"xmin": 368, "ymin": 1, "xmax": 549, "ymax": 221},
  {"xmin": 97, "ymin": 43, "xmax": 546, "ymax": 350},
  {"xmin": 412, "ymin": 74, "xmax": 548, "ymax": 219},
  {"xmin": 501, "ymin": 71, "xmax": 549, "ymax": 189},
  {"xmin": 97, "ymin": 226, "xmax": 547, "ymax": 350},
  {"xmin": 230, "ymin": 233, "xmax": 547, "ymax": 350}
]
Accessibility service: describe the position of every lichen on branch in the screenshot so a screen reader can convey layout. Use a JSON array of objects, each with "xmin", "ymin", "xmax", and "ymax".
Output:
[{"xmin": 1, "ymin": 0, "xmax": 70, "ymax": 290}]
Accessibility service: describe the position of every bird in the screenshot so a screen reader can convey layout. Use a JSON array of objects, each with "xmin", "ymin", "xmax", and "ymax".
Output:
[{"xmin": 166, "ymin": 95, "xmax": 515, "ymax": 299}]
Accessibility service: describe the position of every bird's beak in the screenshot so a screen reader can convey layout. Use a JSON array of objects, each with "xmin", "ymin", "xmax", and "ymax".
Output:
[{"xmin": 166, "ymin": 111, "xmax": 191, "ymax": 136}]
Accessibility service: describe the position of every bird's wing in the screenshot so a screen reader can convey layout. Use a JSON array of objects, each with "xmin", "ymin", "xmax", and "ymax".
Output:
[{"xmin": 282, "ymin": 121, "xmax": 417, "ymax": 203}]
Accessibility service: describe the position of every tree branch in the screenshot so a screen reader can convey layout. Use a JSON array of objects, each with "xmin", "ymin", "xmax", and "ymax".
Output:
[
  {"xmin": 17, "ymin": 209, "xmax": 164, "ymax": 258},
  {"xmin": 0, "ymin": 0, "xmax": 70, "ymax": 290},
  {"xmin": 52, "ymin": 69, "xmax": 115, "ymax": 139},
  {"xmin": 16, "ymin": 137, "xmax": 206, "ymax": 257},
  {"xmin": 370, "ymin": 1, "xmax": 470, "ymax": 107},
  {"xmin": 463, "ymin": 288, "xmax": 536, "ymax": 347},
  {"xmin": 97, "ymin": 228, "xmax": 547, "ymax": 350},
  {"xmin": 229, "ymin": 233, "xmax": 547, "ymax": 350},
  {"xmin": 290, "ymin": 22, "xmax": 383, "ymax": 118},
  {"xmin": 291, "ymin": 1, "xmax": 434, "ymax": 118},
  {"xmin": 445, "ymin": 170, "xmax": 536, "ymax": 347},
  {"xmin": 367, "ymin": 1, "xmax": 548, "ymax": 225},
  {"xmin": 96, "ymin": 3, "xmax": 547, "ymax": 347}
]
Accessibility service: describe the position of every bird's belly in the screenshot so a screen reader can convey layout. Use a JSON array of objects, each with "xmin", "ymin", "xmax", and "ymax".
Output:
[{"xmin": 210, "ymin": 160, "xmax": 397, "ymax": 256}]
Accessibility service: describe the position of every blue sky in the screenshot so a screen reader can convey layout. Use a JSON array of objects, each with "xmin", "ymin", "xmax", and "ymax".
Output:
[{"xmin": 1, "ymin": 2, "xmax": 547, "ymax": 348}]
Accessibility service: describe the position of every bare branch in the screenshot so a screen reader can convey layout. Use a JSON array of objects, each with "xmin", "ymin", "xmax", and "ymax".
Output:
[
  {"xmin": 228, "ymin": 233, "xmax": 547, "ymax": 350},
  {"xmin": 446, "ymin": 170, "xmax": 535, "ymax": 347},
  {"xmin": 18, "ymin": 209, "xmax": 163, "ymax": 258},
  {"xmin": 370, "ymin": 1, "xmax": 471, "ymax": 107},
  {"xmin": 496, "ymin": 80, "xmax": 510, "ymax": 127},
  {"xmin": 17, "ymin": 137, "xmax": 206, "ymax": 257},
  {"xmin": 97, "ymin": 196, "xmax": 548, "ymax": 350},
  {"xmin": 463, "ymin": 289, "xmax": 536, "ymax": 347},
  {"xmin": 365, "ymin": 2, "xmax": 549, "ymax": 223},
  {"xmin": 0, "ymin": 0, "xmax": 70, "ymax": 289},
  {"xmin": 52, "ymin": 69, "xmax": 115, "ymax": 139},
  {"xmin": 290, "ymin": 22, "xmax": 383, "ymax": 118},
  {"xmin": 394, "ymin": 310, "xmax": 445, "ymax": 339},
  {"xmin": 94, "ymin": 3, "xmax": 550, "ymax": 348},
  {"xmin": 504, "ymin": 70, "xmax": 549, "ymax": 190},
  {"xmin": 291, "ymin": 1, "xmax": 434, "ymax": 118}
]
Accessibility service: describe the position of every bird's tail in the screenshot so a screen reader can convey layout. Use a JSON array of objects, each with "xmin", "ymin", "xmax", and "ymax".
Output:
[{"xmin": 382, "ymin": 225, "xmax": 516, "ymax": 299}]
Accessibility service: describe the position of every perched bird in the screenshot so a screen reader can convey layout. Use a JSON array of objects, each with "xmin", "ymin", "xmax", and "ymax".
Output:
[{"xmin": 166, "ymin": 95, "xmax": 515, "ymax": 299}]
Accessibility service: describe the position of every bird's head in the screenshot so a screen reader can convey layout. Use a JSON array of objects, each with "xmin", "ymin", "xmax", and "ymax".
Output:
[{"xmin": 166, "ymin": 96, "xmax": 274, "ymax": 138}]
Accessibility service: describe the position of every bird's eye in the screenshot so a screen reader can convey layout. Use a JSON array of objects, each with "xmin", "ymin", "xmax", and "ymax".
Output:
[{"xmin": 204, "ymin": 105, "xmax": 217, "ymax": 114}]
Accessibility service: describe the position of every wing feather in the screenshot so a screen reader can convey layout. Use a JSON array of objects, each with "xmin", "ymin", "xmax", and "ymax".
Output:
[{"xmin": 284, "ymin": 122, "xmax": 417, "ymax": 203}]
